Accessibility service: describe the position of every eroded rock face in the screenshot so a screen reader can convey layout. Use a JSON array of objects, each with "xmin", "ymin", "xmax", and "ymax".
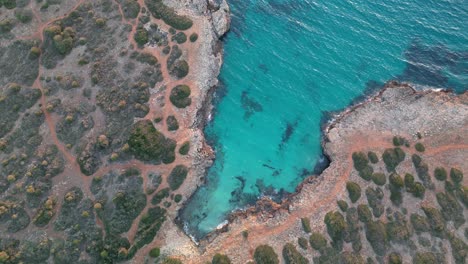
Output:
[{"xmin": 187, "ymin": 83, "xmax": 467, "ymax": 263}]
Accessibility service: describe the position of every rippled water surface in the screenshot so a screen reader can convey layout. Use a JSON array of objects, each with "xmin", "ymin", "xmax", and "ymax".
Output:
[{"xmin": 180, "ymin": 0, "xmax": 467, "ymax": 239}]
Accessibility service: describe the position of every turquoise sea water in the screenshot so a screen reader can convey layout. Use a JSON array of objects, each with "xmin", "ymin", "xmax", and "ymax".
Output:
[{"xmin": 180, "ymin": 0, "xmax": 467, "ymax": 239}]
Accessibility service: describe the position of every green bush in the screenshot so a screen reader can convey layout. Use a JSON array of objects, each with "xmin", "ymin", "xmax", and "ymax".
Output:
[
  {"xmin": 365, "ymin": 220, "xmax": 388, "ymax": 256},
  {"xmin": 337, "ymin": 200, "xmax": 348, "ymax": 212},
  {"xmin": 282, "ymin": 243, "xmax": 308, "ymax": 264},
  {"xmin": 174, "ymin": 194, "xmax": 182, "ymax": 203},
  {"xmin": 254, "ymin": 245, "xmax": 279, "ymax": 264},
  {"xmin": 382, "ymin": 148, "xmax": 405, "ymax": 172},
  {"xmin": 0, "ymin": 19, "xmax": 13, "ymax": 33},
  {"xmin": 352, "ymin": 152, "xmax": 368, "ymax": 171},
  {"xmin": 410, "ymin": 182, "xmax": 425, "ymax": 198},
  {"xmin": 179, "ymin": 141, "xmax": 190, "ymax": 155},
  {"xmin": 1, "ymin": 0, "xmax": 16, "ymax": 9},
  {"xmin": 169, "ymin": 59, "xmax": 189, "ymax": 79},
  {"xmin": 149, "ymin": 247, "xmax": 160, "ymax": 258},
  {"xmin": 170, "ymin": 85, "xmax": 191, "ymax": 108},
  {"xmin": 421, "ymin": 206, "xmax": 446, "ymax": 237},
  {"xmin": 386, "ymin": 213, "xmax": 410, "ymax": 243},
  {"xmin": 434, "ymin": 167, "xmax": 447, "ymax": 181},
  {"xmin": 358, "ymin": 165, "xmax": 373, "ymax": 181},
  {"xmin": 340, "ymin": 252, "xmax": 365, "ymax": 264},
  {"xmin": 392, "ymin": 136, "xmax": 406, "ymax": 147},
  {"xmin": 450, "ymin": 168, "xmax": 463, "ymax": 184},
  {"xmin": 168, "ymin": 165, "xmax": 188, "ymax": 190},
  {"xmin": 162, "ymin": 258, "xmax": 183, "ymax": 264},
  {"xmin": 128, "ymin": 120, "xmax": 176, "ymax": 163},
  {"xmin": 447, "ymin": 233, "xmax": 467, "ymax": 264},
  {"xmin": 436, "ymin": 192, "xmax": 464, "ymax": 228},
  {"xmin": 298, "ymin": 237, "xmax": 308, "ymax": 250},
  {"xmin": 368, "ymin": 151, "xmax": 379, "ymax": 163},
  {"xmin": 309, "ymin": 232, "xmax": 327, "ymax": 251},
  {"xmin": 389, "ymin": 173, "xmax": 404, "ymax": 188},
  {"xmin": 371, "ymin": 173, "xmax": 386, "ymax": 186},
  {"xmin": 151, "ymin": 188, "xmax": 170, "ymax": 205},
  {"xmin": 134, "ymin": 27, "xmax": 149, "ymax": 47},
  {"xmin": 357, "ymin": 204, "xmax": 372, "ymax": 223},
  {"xmin": 410, "ymin": 213, "xmax": 430, "ymax": 233},
  {"xmin": 212, "ymin": 253, "xmax": 231, "ymax": 264},
  {"xmin": 324, "ymin": 211, "xmax": 346, "ymax": 243},
  {"xmin": 166, "ymin": 115, "xmax": 179, "ymax": 131},
  {"xmin": 14, "ymin": 8, "xmax": 33, "ymax": 23},
  {"xmin": 301, "ymin": 217, "xmax": 311, "ymax": 233},
  {"xmin": 365, "ymin": 187, "xmax": 384, "ymax": 217},
  {"xmin": 172, "ymin": 32, "xmax": 187, "ymax": 44},
  {"xmin": 189, "ymin": 33, "xmax": 198, "ymax": 42},
  {"xmin": 413, "ymin": 252, "xmax": 437, "ymax": 264},
  {"xmin": 145, "ymin": 0, "xmax": 193, "ymax": 30},
  {"xmin": 415, "ymin": 142, "xmax": 425, "ymax": 152},
  {"xmin": 404, "ymin": 173, "xmax": 415, "ymax": 191},
  {"xmin": 122, "ymin": 0, "xmax": 141, "ymax": 19},
  {"xmin": 346, "ymin": 182, "xmax": 361, "ymax": 203},
  {"xmin": 388, "ymin": 252, "xmax": 402, "ymax": 264}
]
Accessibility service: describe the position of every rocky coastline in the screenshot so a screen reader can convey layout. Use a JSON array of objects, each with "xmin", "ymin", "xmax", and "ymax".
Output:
[{"xmin": 181, "ymin": 82, "xmax": 467, "ymax": 263}]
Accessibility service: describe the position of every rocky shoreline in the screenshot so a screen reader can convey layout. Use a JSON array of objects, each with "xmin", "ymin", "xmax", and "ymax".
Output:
[{"xmin": 182, "ymin": 82, "xmax": 467, "ymax": 263}]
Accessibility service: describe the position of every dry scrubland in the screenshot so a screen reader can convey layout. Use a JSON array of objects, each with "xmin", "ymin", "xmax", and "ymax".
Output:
[
  {"xmin": 0, "ymin": 0, "xmax": 229, "ymax": 263},
  {"xmin": 0, "ymin": 0, "xmax": 467, "ymax": 264}
]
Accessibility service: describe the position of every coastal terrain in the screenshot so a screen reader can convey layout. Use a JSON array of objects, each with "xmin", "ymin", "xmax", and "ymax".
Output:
[{"xmin": 0, "ymin": 0, "xmax": 466, "ymax": 264}]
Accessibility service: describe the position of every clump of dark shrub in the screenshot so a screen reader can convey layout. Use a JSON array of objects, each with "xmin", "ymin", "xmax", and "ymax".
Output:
[
  {"xmin": 340, "ymin": 252, "xmax": 365, "ymax": 264},
  {"xmin": 179, "ymin": 141, "xmax": 190, "ymax": 155},
  {"xmin": 386, "ymin": 212, "xmax": 410, "ymax": 243},
  {"xmin": 151, "ymin": 188, "xmax": 169, "ymax": 205},
  {"xmin": 371, "ymin": 173, "xmax": 386, "ymax": 186},
  {"xmin": 122, "ymin": 0, "xmax": 141, "ymax": 19},
  {"xmin": 337, "ymin": 200, "xmax": 348, "ymax": 212},
  {"xmin": 309, "ymin": 232, "xmax": 327, "ymax": 251},
  {"xmin": 298, "ymin": 237, "xmax": 308, "ymax": 250},
  {"xmin": 352, "ymin": 152, "xmax": 368, "ymax": 171},
  {"xmin": 447, "ymin": 232, "xmax": 467, "ymax": 264},
  {"xmin": 344, "ymin": 207, "xmax": 361, "ymax": 251},
  {"xmin": 410, "ymin": 213, "xmax": 430, "ymax": 233},
  {"xmin": 414, "ymin": 142, "xmax": 425, "ymax": 152},
  {"xmin": 382, "ymin": 148, "xmax": 405, "ymax": 172},
  {"xmin": 189, "ymin": 33, "xmax": 198, "ymax": 42},
  {"xmin": 411, "ymin": 155, "xmax": 433, "ymax": 189},
  {"xmin": 128, "ymin": 120, "xmax": 176, "ymax": 163},
  {"xmin": 358, "ymin": 165, "xmax": 374, "ymax": 181},
  {"xmin": 357, "ymin": 204, "xmax": 372, "ymax": 223},
  {"xmin": 173, "ymin": 194, "xmax": 182, "ymax": 203},
  {"xmin": 421, "ymin": 206, "xmax": 445, "ymax": 237},
  {"xmin": 450, "ymin": 168, "xmax": 463, "ymax": 184},
  {"xmin": 324, "ymin": 211, "xmax": 346, "ymax": 247},
  {"xmin": 392, "ymin": 136, "xmax": 407, "ymax": 147},
  {"xmin": 367, "ymin": 151, "xmax": 379, "ymax": 164},
  {"xmin": 282, "ymin": 243, "xmax": 308, "ymax": 264},
  {"xmin": 14, "ymin": 8, "xmax": 33, "ymax": 23},
  {"xmin": 167, "ymin": 165, "xmax": 188, "ymax": 190},
  {"xmin": 413, "ymin": 252, "xmax": 439, "ymax": 264},
  {"xmin": 171, "ymin": 32, "xmax": 187, "ymax": 44},
  {"xmin": 134, "ymin": 26, "xmax": 149, "ymax": 47},
  {"xmin": 169, "ymin": 85, "xmax": 191, "ymax": 108},
  {"xmin": 346, "ymin": 181, "xmax": 361, "ymax": 203},
  {"xmin": 149, "ymin": 247, "xmax": 160, "ymax": 258},
  {"xmin": 254, "ymin": 245, "xmax": 279, "ymax": 264},
  {"xmin": 301, "ymin": 217, "xmax": 311, "ymax": 233},
  {"xmin": 144, "ymin": 0, "xmax": 193, "ymax": 30},
  {"xmin": 434, "ymin": 167, "xmax": 447, "ymax": 181},
  {"xmin": 388, "ymin": 252, "xmax": 402, "ymax": 264},
  {"xmin": 436, "ymin": 192, "xmax": 465, "ymax": 228},
  {"xmin": 1, "ymin": 0, "xmax": 16, "ymax": 9},
  {"xmin": 365, "ymin": 187, "xmax": 384, "ymax": 217},
  {"xmin": 132, "ymin": 206, "xmax": 166, "ymax": 250},
  {"xmin": 365, "ymin": 220, "xmax": 388, "ymax": 256},
  {"xmin": 212, "ymin": 253, "xmax": 231, "ymax": 264},
  {"xmin": 166, "ymin": 115, "xmax": 179, "ymax": 131}
]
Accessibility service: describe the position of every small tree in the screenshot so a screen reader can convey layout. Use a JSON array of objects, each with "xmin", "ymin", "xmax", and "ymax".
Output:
[{"xmin": 254, "ymin": 245, "xmax": 279, "ymax": 264}]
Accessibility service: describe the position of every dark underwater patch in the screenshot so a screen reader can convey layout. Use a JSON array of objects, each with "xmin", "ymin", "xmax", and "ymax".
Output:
[
  {"xmin": 397, "ymin": 40, "xmax": 467, "ymax": 92},
  {"xmin": 241, "ymin": 90, "xmax": 263, "ymax": 120}
]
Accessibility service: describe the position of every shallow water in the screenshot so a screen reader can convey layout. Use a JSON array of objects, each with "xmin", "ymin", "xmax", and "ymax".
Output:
[{"xmin": 180, "ymin": 0, "xmax": 467, "ymax": 239}]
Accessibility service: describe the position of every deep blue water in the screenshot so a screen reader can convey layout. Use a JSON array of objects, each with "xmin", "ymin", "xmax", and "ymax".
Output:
[{"xmin": 180, "ymin": 0, "xmax": 468, "ymax": 239}]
